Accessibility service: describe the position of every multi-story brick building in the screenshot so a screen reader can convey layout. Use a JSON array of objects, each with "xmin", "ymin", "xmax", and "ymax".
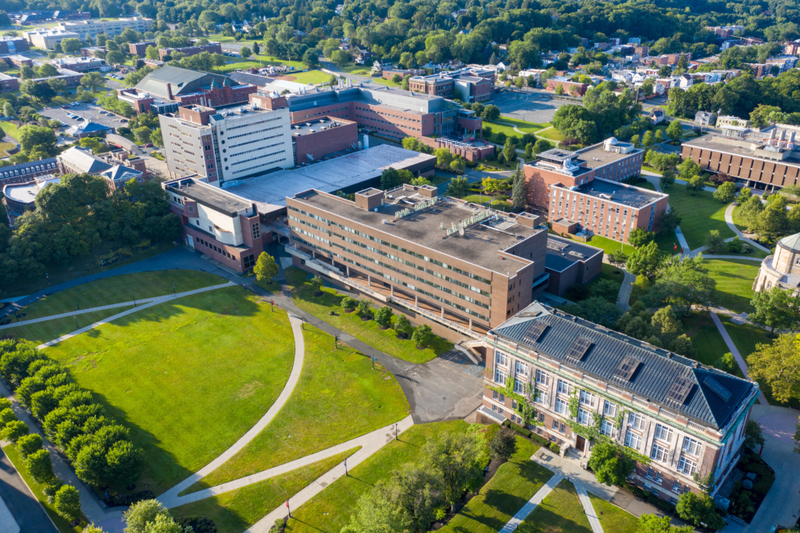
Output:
[
  {"xmin": 159, "ymin": 103, "xmax": 294, "ymax": 185},
  {"xmin": 545, "ymin": 77, "xmax": 590, "ymax": 96},
  {"xmin": 0, "ymin": 158, "xmax": 59, "ymax": 186},
  {"xmin": 128, "ymin": 41, "xmax": 156, "ymax": 56},
  {"xmin": 478, "ymin": 301, "xmax": 759, "ymax": 504},
  {"xmin": 0, "ymin": 36, "xmax": 29, "ymax": 54},
  {"xmin": 0, "ymin": 73, "xmax": 20, "ymax": 93},
  {"xmin": 286, "ymin": 184, "xmax": 550, "ymax": 338},
  {"xmin": 55, "ymin": 17, "xmax": 153, "ymax": 39},
  {"xmin": 158, "ymin": 42, "xmax": 222, "ymax": 60},
  {"xmin": 290, "ymin": 116, "xmax": 359, "ymax": 164},
  {"xmin": 135, "ymin": 66, "xmax": 257, "ymax": 111},
  {"xmin": 164, "ymin": 177, "xmax": 265, "ymax": 273},
  {"xmin": 408, "ymin": 67, "xmax": 495, "ymax": 102},
  {"xmin": 682, "ymin": 125, "xmax": 800, "ymax": 191}
]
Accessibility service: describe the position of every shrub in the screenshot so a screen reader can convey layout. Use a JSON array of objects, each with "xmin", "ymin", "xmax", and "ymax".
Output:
[
  {"xmin": 549, "ymin": 442, "xmax": 561, "ymax": 454},
  {"xmin": 340, "ymin": 296, "xmax": 358, "ymax": 311},
  {"xmin": 375, "ymin": 306, "xmax": 393, "ymax": 328},
  {"xmin": 54, "ymin": 484, "xmax": 82, "ymax": 522},
  {"xmin": 411, "ymin": 324, "xmax": 433, "ymax": 348},
  {"xmin": 356, "ymin": 299, "xmax": 372, "ymax": 317},
  {"xmin": 393, "ymin": 314, "xmax": 412, "ymax": 338},
  {"xmin": 0, "ymin": 407, "xmax": 17, "ymax": 426},
  {"xmin": 42, "ymin": 479, "xmax": 63, "ymax": 504},
  {"xmin": 727, "ymin": 237, "xmax": 744, "ymax": 253},
  {"xmin": 2, "ymin": 420, "xmax": 28, "ymax": 443},
  {"xmin": 17, "ymin": 433, "xmax": 43, "ymax": 459},
  {"xmin": 26, "ymin": 448, "xmax": 54, "ymax": 484}
]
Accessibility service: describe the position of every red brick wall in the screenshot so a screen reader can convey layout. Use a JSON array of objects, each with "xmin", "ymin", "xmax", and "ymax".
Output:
[{"xmin": 293, "ymin": 121, "xmax": 358, "ymax": 162}]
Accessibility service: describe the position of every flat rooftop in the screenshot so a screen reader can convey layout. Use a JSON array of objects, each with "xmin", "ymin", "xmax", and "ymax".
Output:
[
  {"xmin": 545, "ymin": 235, "xmax": 603, "ymax": 272},
  {"xmin": 574, "ymin": 178, "xmax": 666, "ymax": 208},
  {"xmin": 226, "ymin": 144, "xmax": 435, "ymax": 210},
  {"xmin": 293, "ymin": 188, "xmax": 543, "ymax": 274},
  {"xmin": 3, "ymin": 176, "xmax": 60, "ymax": 205},
  {"xmin": 576, "ymin": 142, "xmax": 640, "ymax": 169},
  {"xmin": 683, "ymin": 134, "xmax": 800, "ymax": 166},
  {"xmin": 166, "ymin": 178, "xmax": 253, "ymax": 217},
  {"xmin": 291, "ymin": 117, "xmax": 354, "ymax": 137}
]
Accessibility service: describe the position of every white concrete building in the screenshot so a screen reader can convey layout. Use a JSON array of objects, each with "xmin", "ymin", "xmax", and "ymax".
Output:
[
  {"xmin": 55, "ymin": 17, "xmax": 153, "ymax": 39},
  {"xmin": 23, "ymin": 29, "xmax": 80, "ymax": 50},
  {"xmin": 159, "ymin": 104, "xmax": 294, "ymax": 186}
]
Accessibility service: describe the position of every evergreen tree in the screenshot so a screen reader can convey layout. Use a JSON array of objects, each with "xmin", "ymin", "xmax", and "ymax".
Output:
[{"xmin": 511, "ymin": 164, "xmax": 527, "ymax": 211}]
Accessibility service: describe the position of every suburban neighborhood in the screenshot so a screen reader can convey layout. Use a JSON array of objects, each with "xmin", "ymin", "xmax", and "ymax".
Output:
[{"xmin": 1, "ymin": 1, "xmax": 800, "ymax": 533}]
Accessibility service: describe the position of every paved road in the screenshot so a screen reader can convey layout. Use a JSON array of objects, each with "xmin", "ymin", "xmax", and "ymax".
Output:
[{"xmin": 0, "ymin": 449, "xmax": 57, "ymax": 533}]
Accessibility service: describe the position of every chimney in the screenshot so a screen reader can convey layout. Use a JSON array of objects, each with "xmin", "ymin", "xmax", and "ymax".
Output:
[{"xmin": 167, "ymin": 82, "xmax": 173, "ymax": 100}]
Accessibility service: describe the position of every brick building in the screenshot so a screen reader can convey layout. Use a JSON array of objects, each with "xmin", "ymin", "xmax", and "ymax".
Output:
[
  {"xmin": 164, "ymin": 177, "xmax": 265, "ymax": 273},
  {"xmin": 523, "ymin": 140, "xmax": 665, "ymax": 244},
  {"xmin": 0, "ymin": 73, "xmax": 20, "ymax": 93},
  {"xmin": 135, "ymin": 66, "xmax": 257, "ymax": 111},
  {"xmin": 286, "ymin": 185, "xmax": 550, "ymax": 338},
  {"xmin": 545, "ymin": 77, "xmax": 590, "ymax": 96},
  {"xmin": 418, "ymin": 136, "xmax": 494, "ymax": 161},
  {"xmin": 0, "ymin": 158, "xmax": 59, "ymax": 187},
  {"xmin": 128, "ymin": 41, "xmax": 156, "ymax": 56},
  {"xmin": 681, "ymin": 125, "xmax": 800, "ymax": 191},
  {"xmin": 477, "ymin": 302, "xmax": 759, "ymax": 505},
  {"xmin": 408, "ymin": 67, "xmax": 495, "ymax": 102},
  {"xmin": 543, "ymin": 236, "xmax": 602, "ymax": 296},
  {"xmin": 158, "ymin": 42, "xmax": 222, "ymax": 60},
  {"xmin": 0, "ymin": 36, "xmax": 29, "ymax": 54},
  {"xmin": 290, "ymin": 116, "xmax": 359, "ymax": 164}
]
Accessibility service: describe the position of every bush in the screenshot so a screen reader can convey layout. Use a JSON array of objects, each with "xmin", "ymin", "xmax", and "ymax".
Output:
[
  {"xmin": 17, "ymin": 433, "xmax": 43, "ymax": 459},
  {"xmin": 54, "ymin": 485, "xmax": 82, "ymax": 522},
  {"xmin": 103, "ymin": 490, "xmax": 154, "ymax": 507},
  {"xmin": 179, "ymin": 517, "xmax": 217, "ymax": 533},
  {"xmin": 356, "ymin": 299, "xmax": 372, "ymax": 318},
  {"xmin": 502, "ymin": 419, "xmax": 532, "ymax": 438},
  {"xmin": 549, "ymin": 442, "xmax": 561, "ymax": 454},
  {"xmin": 411, "ymin": 324, "xmax": 433, "ymax": 348},
  {"xmin": 340, "ymin": 296, "xmax": 358, "ymax": 311},
  {"xmin": 2, "ymin": 420, "xmax": 28, "ymax": 443},
  {"xmin": 26, "ymin": 448, "xmax": 54, "ymax": 484}
]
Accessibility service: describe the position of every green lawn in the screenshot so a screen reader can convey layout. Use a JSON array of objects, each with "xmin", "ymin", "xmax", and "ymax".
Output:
[
  {"xmin": 667, "ymin": 186, "xmax": 734, "ymax": 250},
  {"xmin": 463, "ymin": 194, "xmax": 494, "ymax": 205},
  {"xmin": 518, "ymin": 480, "xmax": 592, "ymax": 533},
  {"xmin": 4, "ymin": 444, "xmax": 86, "ymax": 533},
  {"xmin": 286, "ymin": 267, "xmax": 453, "ymax": 364},
  {"xmin": 438, "ymin": 438, "xmax": 549, "ymax": 533},
  {"xmin": 172, "ymin": 449, "xmax": 358, "ymax": 533},
  {"xmin": 485, "ymin": 117, "xmax": 550, "ymax": 143},
  {"xmin": 369, "ymin": 77, "xmax": 401, "ymax": 87},
  {"xmin": 281, "ymin": 70, "xmax": 333, "ymax": 85},
  {"xmin": 0, "ymin": 121, "xmax": 20, "ymax": 140},
  {"xmin": 189, "ymin": 324, "xmax": 409, "ymax": 492},
  {"xmin": 1, "ymin": 307, "xmax": 134, "ymax": 345},
  {"xmin": 17, "ymin": 270, "xmax": 227, "ymax": 320},
  {"xmin": 589, "ymin": 263, "xmax": 625, "ymax": 295},
  {"xmin": 0, "ymin": 141, "xmax": 15, "ymax": 157},
  {"xmin": 589, "ymin": 495, "xmax": 639, "ymax": 533},
  {"xmin": 704, "ymin": 259, "xmax": 759, "ymax": 314},
  {"xmin": 679, "ymin": 311, "xmax": 733, "ymax": 371},
  {"xmin": 731, "ymin": 204, "xmax": 749, "ymax": 232},
  {"xmin": 536, "ymin": 127, "xmax": 566, "ymax": 142},
  {"xmin": 44, "ymin": 287, "xmax": 296, "ymax": 495},
  {"xmin": 284, "ymin": 421, "xmax": 472, "ymax": 533},
  {"xmin": 556, "ymin": 233, "xmax": 635, "ymax": 257}
]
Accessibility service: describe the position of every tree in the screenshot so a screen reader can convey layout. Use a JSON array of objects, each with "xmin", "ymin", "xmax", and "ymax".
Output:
[
  {"xmin": 562, "ymin": 297, "xmax": 622, "ymax": 328},
  {"xmin": 240, "ymin": 46, "xmax": 252, "ymax": 59},
  {"xmin": 145, "ymin": 45, "xmax": 160, "ymax": 60},
  {"xmin": 686, "ymin": 175, "xmax": 705, "ymax": 194},
  {"xmin": 588, "ymin": 441, "xmax": 636, "ymax": 486},
  {"xmin": 641, "ymin": 130, "xmax": 655, "ymax": 148},
  {"xmin": 356, "ymin": 299, "xmax": 372, "ymax": 318},
  {"xmin": 628, "ymin": 229, "xmax": 654, "ymax": 248},
  {"xmin": 80, "ymin": 72, "xmax": 105, "ymax": 92},
  {"xmin": 394, "ymin": 314, "xmax": 412, "ymax": 338},
  {"xmin": 666, "ymin": 120, "xmax": 684, "ymax": 141},
  {"xmin": 502, "ymin": 139, "xmax": 516, "ymax": 162},
  {"xmin": 26, "ymin": 448, "xmax": 54, "ymax": 484},
  {"xmin": 533, "ymin": 139, "xmax": 552, "ymax": 154},
  {"xmin": 637, "ymin": 514, "xmax": 694, "ymax": 533},
  {"xmin": 106, "ymin": 50, "xmax": 125, "ymax": 65},
  {"xmin": 105, "ymin": 440, "xmax": 143, "ymax": 485},
  {"xmin": 745, "ymin": 420, "xmax": 765, "ymax": 450},
  {"xmin": 488, "ymin": 430, "xmax": 516, "ymax": 462},
  {"xmin": 434, "ymin": 147, "xmax": 454, "ymax": 168},
  {"xmin": 424, "ymin": 432, "xmax": 480, "ymax": 511},
  {"xmin": 375, "ymin": 306, "xmax": 393, "ymax": 329},
  {"xmin": 123, "ymin": 499, "xmax": 181, "ymax": 533},
  {"xmin": 17, "ymin": 433, "xmax": 43, "ymax": 459},
  {"xmin": 330, "ymin": 50, "xmax": 350, "ymax": 67},
  {"xmin": 2, "ymin": 101, "xmax": 14, "ymax": 118},
  {"xmin": 341, "ymin": 296, "xmax": 358, "ymax": 311},
  {"xmin": 253, "ymin": 252, "xmax": 279, "ymax": 283},
  {"xmin": 481, "ymin": 105, "xmax": 500, "ymax": 122},
  {"xmin": 302, "ymin": 49, "xmax": 319, "ymax": 68},
  {"xmin": 61, "ymin": 38, "xmax": 82, "ymax": 55},
  {"xmin": 54, "ymin": 485, "xmax": 81, "ymax": 522},
  {"xmin": 713, "ymin": 181, "xmax": 736, "ymax": 203},
  {"xmin": 342, "ymin": 482, "xmax": 410, "ymax": 533},
  {"xmin": 18, "ymin": 125, "xmax": 57, "ymax": 156},
  {"xmin": 749, "ymin": 287, "xmax": 800, "ymax": 335},
  {"xmin": 705, "ymin": 229, "xmax": 726, "ymax": 254},
  {"xmin": 412, "ymin": 325, "xmax": 433, "ymax": 348},
  {"xmin": 2, "ymin": 420, "xmax": 28, "ymax": 443},
  {"xmin": 75, "ymin": 442, "xmax": 108, "ymax": 486},
  {"xmin": 20, "ymin": 80, "xmax": 55, "ymax": 102},
  {"xmin": 758, "ymin": 202, "xmax": 789, "ymax": 241},
  {"xmin": 630, "ymin": 134, "xmax": 640, "ymax": 147},
  {"xmin": 133, "ymin": 126, "xmax": 151, "ymax": 145},
  {"xmin": 749, "ymin": 333, "xmax": 800, "ymax": 403},
  {"xmin": 626, "ymin": 241, "xmax": 662, "ymax": 280},
  {"xmin": 659, "ymin": 169, "xmax": 677, "ymax": 190},
  {"xmin": 446, "ymin": 176, "xmax": 469, "ymax": 198},
  {"xmin": 676, "ymin": 492, "xmax": 725, "ymax": 530},
  {"xmin": 511, "ymin": 166, "xmax": 527, "ymax": 211},
  {"xmin": 643, "ymin": 256, "xmax": 716, "ymax": 315}
]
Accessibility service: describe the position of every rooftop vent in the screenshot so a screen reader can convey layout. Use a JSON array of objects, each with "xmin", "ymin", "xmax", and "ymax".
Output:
[
  {"xmin": 704, "ymin": 376, "xmax": 732, "ymax": 402},
  {"xmin": 612, "ymin": 356, "xmax": 640, "ymax": 381},
  {"xmin": 665, "ymin": 377, "xmax": 694, "ymax": 406},
  {"xmin": 564, "ymin": 337, "xmax": 592, "ymax": 362}
]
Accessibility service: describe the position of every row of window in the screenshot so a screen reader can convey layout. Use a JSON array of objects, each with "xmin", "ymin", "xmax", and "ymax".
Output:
[
  {"xmin": 224, "ymin": 116, "xmax": 284, "ymax": 131},
  {"xmin": 194, "ymin": 236, "xmax": 235, "ymax": 260},
  {"xmin": 227, "ymin": 132, "xmax": 285, "ymax": 154},
  {"xmin": 224, "ymin": 124, "xmax": 285, "ymax": 141},
  {"xmin": 231, "ymin": 157, "xmax": 289, "ymax": 177},
  {"xmin": 230, "ymin": 146, "xmax": 287, "ymax": 167}
]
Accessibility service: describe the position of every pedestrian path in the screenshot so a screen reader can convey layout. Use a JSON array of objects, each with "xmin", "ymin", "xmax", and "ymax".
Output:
[
  {"xmin": 499, "ymin": 473, "xmax": 563, "ymax": 533},
  {"xmin": 615, "ymin": 269, "xmax": 637, "ymax": 312},
  {"xmin": 723, "ymin": 203, "xmax": 771, "ymax": 253},
  {"xmin": 0, "ymin": 299, "xmax": 141, "ymax": 330},
  {"xmin": 36, "ymin": 282, "xmax": 236, "ymax": 349},
  {"xmin": 576, "ymin": 482, "xmax": 604, "ymax": 533},
  {"xmin": 159, "ymin": 313, "xmax": 307, "ymax": 504},
  {"xmin": 243, "ymin": 416, "xmax": 415, "ymax": 533},
  {"xmin": 707, "ymin": 312, "xmax": 769, "ymax": 407}
]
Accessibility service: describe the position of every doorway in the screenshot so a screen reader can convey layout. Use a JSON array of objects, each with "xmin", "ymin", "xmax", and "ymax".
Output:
[{"xmin": 575, "ymin": 435, "xmax": 586, "ymax": 453}]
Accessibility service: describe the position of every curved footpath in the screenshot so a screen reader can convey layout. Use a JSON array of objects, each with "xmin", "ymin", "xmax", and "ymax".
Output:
[{"xmin": 723, "ymin": 203, "xmax": 771, "ymax": 254}]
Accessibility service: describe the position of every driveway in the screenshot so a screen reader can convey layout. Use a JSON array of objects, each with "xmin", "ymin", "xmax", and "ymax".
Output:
[
  {"xmin": 493, "ymin": 89, "xmax": 570, "ymax": 124},
  {"xmin": 0, "ymin": 449, "xmax": 57, "ymax": 533}
]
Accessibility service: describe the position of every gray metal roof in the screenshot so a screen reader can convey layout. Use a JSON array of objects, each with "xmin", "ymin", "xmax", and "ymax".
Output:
[
  {"xmin": 778, "ymin": 232, "xmax": 800, "ymax": 252},
  {"xmin": 58, "ymin": 147, "xmax": 111, "ymax": 174},
  {"xmin": 491, "ymin": 302, "xmax": 758, "ymax": 430},
  {"xmin": 135, "ymin": 66, "xmax": 238, "ymax": 100}
]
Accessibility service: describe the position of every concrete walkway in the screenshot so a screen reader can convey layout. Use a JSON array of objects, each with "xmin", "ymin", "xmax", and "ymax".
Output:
[
  {"xmin": 243, "ymin": 416, "xmax": 415, "ymax": 533},
  {"xmin": 498, "ymin": 473, "xmax": 564, "ymax": 533},
  {"xmin": 723, "ymin": 204, "xmax": 771, "ymax": 254},
  {"xmin": 0, "ymin": 300, "xmax": 139, "ymax": 330},
  {"xmin": 575, "ymin": 482, "xmax": 604, "ymax": 533},
  {"xmin": 615, "ymin": 270, "xmax": 637, "ymax": 312},
  {"xmin": 159, "ymin": 313, "xmax": 307, "ymax": 505},
  {"xmin": 36, "ymin": 281, "xmax": 236, "ymax": 349},
  {"xmin": 708, "ymin": 311, "xmax": 752, "ymax": 380}
]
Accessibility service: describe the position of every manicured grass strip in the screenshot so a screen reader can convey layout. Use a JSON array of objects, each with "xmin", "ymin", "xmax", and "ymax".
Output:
[
  {"xmin": 679, "ymin": 312, "xmax": 732, "ymax": 371},
  {"xmin": 438, "ymin": 438, "xmax": 547, "ymax": 533},
  {"xmin": 484, "ymin": 117, "xmax": 550, "ymax": 143},
  {"xmin": 19, "ymin": 270, "xmax": 226, "ymax": 320},
  {"xmin": 517, "ymin": 479, "xmax": 592, "ymax": 533},
  {"xmin": 666, "ymin": 186, "xmax": 734, "ymax": 250},
  {"xmin": 3, "ymin": 444, "xmax": 86, "ymax": 533},
  {"xmin": 463, "ymin": 194, "xmax": 494, "ymax": 204},
  {"xmin": 589, "ymin": 494, "xmax": 639, "ymax": 533},
  {"xmin": 0, "ymin": 121, "xmax": 20, "ymax": 140},
  {"xmin": 189, "ymin": 324, "xmax": 409, "ymax": 491},
  {"xmin": 556, "ymin": 232, "xmax": 636, "ymax": 257},
  {"xmin": 1, "ymin": 307, "xmax": 134, "ymax": 344},
  {"xmin": 45, "ymin": 288, "xmax": 296, "ymax": 495},
  {"xmin": 171, "ymin": 448, "xmax": 358, "ymax": 533},
  {"xmin": 286, "ymin": 267, "xmax": 452, "ymax": 364},
  {"xmin": 536, "ymin": 127, "xmax": 566, "ymax": 142},
  {"xmin": 285, "ymin": 421, "xmax": 471, "ymax": 533},
  {"xmin": 281, "ymin": 70, "xmax": 333, "ymax": 84},
  {"xmin": 704, "ymin": 259, "xmax": 759, "ymax": 314},
  {"xmin": 589, "ymin": 263, "xmax": 625, "ymax": 295}
]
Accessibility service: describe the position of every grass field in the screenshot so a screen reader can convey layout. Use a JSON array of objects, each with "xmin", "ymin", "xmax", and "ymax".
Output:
[
  {"xmin": 284, "ymin": 421, "xmax": 471, "ymax": 532},
  {"xmin": 280, "ymin": 70, "xmax": 332, "ymax": 84},
  {"xmin": 172, "ymin": 448, "xmax": 357, "ymax": 533},
  {"xmin": 18, "ymin": 270, "xmax": 227, "ymax": 320},
  {"xmin": 44, "ymin": 287, "xmax": 296, "ymax": 495},
  {"xmin": 589, "ymin": 495, "xmax": 639, "ymax": 533},
  {"xmin": 556, "ymin": 233, "xmax": 636, "ymax": 257},
  {"xmin": 667, "ymin": 186, "xmax": 734, "ymax": 249},
  {"xmin": 189, "ymin": 324, "xmax": 409, "ymax": 491},
  {"xmin": 0, "ymin": 141, "xmax": 15, "ymax": 157},
  {"xmin": 0, "ymin": 121, "xmax": 20, "ymax": 140},
  {"xmin": 4, "ymin": 444, "xmax": 86, "ymax": 533},
  {"xmin": 518, "ymin": 480, "xmax": 592, "ymax": 533},
  {"xmin": 704, "ymin": 259, "xmax": 759, "ymax": 314},
  {"xmin": 536, "ymin": 127, "xmax": 566, "ymax": 142},
  {"xmin": 590, "ymin": 263, "xmax": 625, "ymax": 295},
  {"xmin": 484, "ymin": 117, "xmax": 550, "ymax": 144},
  {"xmin": 679, "ymin": 311, "xmax": 733, "ymax": 371},
  {"xmin": 438, "ymin": 437, "xmax": 548, "ymax": 533},
  {"xmin": 286, "ymin": 267, "xmax": 452, "ymax": 364},
  {"xmin": 0, "ymin": 306, "xmax": 134, "ymax": 345}
]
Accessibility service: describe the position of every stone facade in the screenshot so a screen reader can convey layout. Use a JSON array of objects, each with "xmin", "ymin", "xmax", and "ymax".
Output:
[{"xmin": 753, "ymin": 233, "xmax": 800, "ymax": 295}]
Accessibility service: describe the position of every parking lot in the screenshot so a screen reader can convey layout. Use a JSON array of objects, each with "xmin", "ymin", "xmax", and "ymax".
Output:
[
  {"xmin": 39, "ymin": 103, "xmax": 128, "ymax": 132},
  {"xmin": 493, "ymin": 88, "xmax": 573, "ymax": 124}
]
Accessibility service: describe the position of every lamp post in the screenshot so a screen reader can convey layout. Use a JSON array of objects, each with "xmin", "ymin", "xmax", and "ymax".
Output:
[
  {"xmin": 344, "ymin": 458, "xmax": 348, "ymax": 476},
  {"xmin": 286, "ymin": 499, "xmax": 291, "ymax": 518},
  {"xmin": 172, "ymin": 282, "xmax": 176, "ymax": 294},
  {"xmin": 75, "ymin": 298, "xmax": 80, "ymax": 310},
  {"xmin": 395, "ymin": 422, "xmax": 398, "ymax": 440}
]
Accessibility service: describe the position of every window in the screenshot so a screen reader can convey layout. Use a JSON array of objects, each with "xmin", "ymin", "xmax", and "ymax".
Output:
[
  {"xmin": 552, "ymin": 419, "xmax": 559, "ymax": 430},
  {"xmin": 603, "ymin": 400, "xmax": 618, "ymax": 417},
  {"xmin": 650, "ymin": 443, "xmax": 668, "ymax": 463},
  {"xmin": 535, "ymin": 369, "xmax": 549, "ymax": 386},
  {"xmin": 534, "ymin": 388, "xmax": 548, "ymax": 405},
  {"xmin": 494, "ymin": 368, "xmax": 507, "ymax": 386},
  {"xmin": 682, "ymin": 437, "xmax": 701, "ymax": 456},
  {"xmin": 557, "ymin": 379, "xmax": 571, "ymax": 395},
  {"xmin": 515, "ymin": 360, "xmax": 528, "ymax": 377},
  {"xmin": 538, "ymin": 412, "xmax": 545, "ymax": 422},
  {"xmin": 600, "ymin": 419, "xmax": 616, "ymax": 437},
  {"xmin": 252, "ymin": 223, "xmax": 261, "ymax": 239},
  {"xmin": 514, "ymin": 379, "xmax": 525, "ymax": 394},
  {"xmin": 243, "ymin": 254, "xmax": 255, "ymax": 269},
  {"xmin": 672, "ymin": 481, "xmax": 682, "ymax": 494},
  {"xmin": 555, "ymin": 397, "xmax": 568, "ymax": 415},
  {"xmin": 646, "ymin": 467, "xmax": 663, "ymax": 484},
  {"xmin": 579, "ymin": 390, "xmax": 595, "ymax": 407},
  {"xmin": 677, "ymin": 455, "xmax": 697, "ymax": 476},
  {"xmin": 654, "ymin": 424, "xmax": 673, "ymax": 443},
  {"xmin": 496, "ymin": 351, "xmax": 508, "ymax": 367},
  {"xmin": 625, "ymin": 429, "xmax": 641, "ymax": 451},
  {"xmin": 577, "ymin": 408, "xmax": 592, "ymax": 425},
  {"xmin": 628, "ymin": 412, "xmax": 644, "ymax": 429}
]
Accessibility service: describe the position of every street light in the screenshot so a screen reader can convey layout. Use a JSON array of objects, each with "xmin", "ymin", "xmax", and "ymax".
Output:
[
  {"xmin": 172, "ymin": 282, "xmax": 176, "ymax": 294},
  {"xmin": 344, "ymin": 458, "xmax": 348, "ymax": 476}
]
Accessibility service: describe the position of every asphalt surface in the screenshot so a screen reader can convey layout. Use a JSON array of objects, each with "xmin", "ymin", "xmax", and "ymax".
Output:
[
  {"xmin": 39, "ymin": 102, "xmax": 128, "ymax": 131},
  {"xmin": 0, "ymin": 449, "xmax": 58, "ymax": 533},
  {"xmin": 492, "ymin": 88, "xmax": 571, "ymax": 124}
]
